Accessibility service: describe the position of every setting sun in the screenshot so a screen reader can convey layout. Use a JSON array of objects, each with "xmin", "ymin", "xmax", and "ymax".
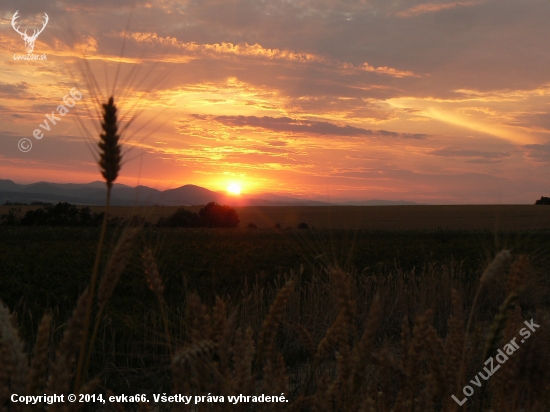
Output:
[{"xmin": 227, "ymin": 183, "xmax": 241, "ymax": 195}]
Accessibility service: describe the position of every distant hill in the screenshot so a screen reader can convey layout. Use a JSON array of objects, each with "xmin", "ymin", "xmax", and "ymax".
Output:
[{"xmin": 0, "ymin": 180, "xmax": 420, "ymax": 207}]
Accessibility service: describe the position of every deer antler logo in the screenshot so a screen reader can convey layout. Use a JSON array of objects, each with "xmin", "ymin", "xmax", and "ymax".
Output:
[{"xmin": 11, "ymin": 11, "xmax": 49, "ymax": 54}]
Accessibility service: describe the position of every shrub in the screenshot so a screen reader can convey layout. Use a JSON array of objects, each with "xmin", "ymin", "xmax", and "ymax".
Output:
[
  {"xmin": 273, "ymin": 223, "xmax": 281, "ymax": 229},
  {"xmin": 79, "ymin": 207, "xmax": 92, "ymax": 225},
  {"xmin": 20, "ymin": 207, "xmax": 48, "ymax": 225},
  {"xmin": 47, "ymin": 202, "xmax": 81, "ymax": 226},
  {"xmin": 297, "ymin": 222, "xmax": 309, "ymax": 229},
  {"xmin": 247, "ymin": 223, "xmax": 257, "ymax": 229},
  {"xmin": 0, "ymin": 207, "xmax": 21, "ymax": 225},
  {"xmin": 198, "ymin": 202, "xmax": 240, "ymax": 228},
  {"xmin": 160, "ymin": 207, "xmax": 202, "ymax": 227},
  {"xmin": 5, "ymin": 202, "xmax": 106, "ymax": 226}
]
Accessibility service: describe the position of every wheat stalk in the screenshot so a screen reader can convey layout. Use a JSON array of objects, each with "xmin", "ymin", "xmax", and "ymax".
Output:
[
  {"xmin": 80, "ymin": 225, "xmax": 142, "ymax": 380},
  {"xmin": 75, "ymin": 96, "xmax": 123, "ymax": 391}
]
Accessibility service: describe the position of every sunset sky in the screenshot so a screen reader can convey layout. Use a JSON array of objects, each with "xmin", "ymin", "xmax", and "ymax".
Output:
[{"xmin": 1, "ymin": 0, "xmax": 550, "ymax": 203}]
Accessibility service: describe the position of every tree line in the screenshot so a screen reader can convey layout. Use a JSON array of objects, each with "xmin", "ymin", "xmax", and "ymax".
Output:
[{"xmin": 0, "ymin": 202, "xmax": 240, "ymax": 228}]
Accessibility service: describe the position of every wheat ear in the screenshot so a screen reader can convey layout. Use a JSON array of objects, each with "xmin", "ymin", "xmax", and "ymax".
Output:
[
  {"xmin": 454, "ymin": 250, "xmax": 511, "ymax": 404},
  {"xmin": 26, "ymin": 313, "xmax": 52, "ymax": 396},
  {"xmin": 98, "ymin": 97, "xmax": 122, "ymax": 188},
  {"xmin": 233, "ymin": 327, "xmax": 256, "ymax": 395},
  {"xmin": 47, "ymin": 288, "xmax": 90, "ymax": 396},
  {"xmin": 506, "ymin": 254, "xmax": 529, "ymax": 296},
  {"xmin": 0, "ymin": 301, "xmax": 29, "ymax": 403},
  {"xmin": 257, "ymin": 279, "xmax": 295, "ymax": 364},
  {"xmin": 351, "ymin": 296, "xmax": 382, "ymax": 395},
  {"xmin": 142, "ymin": 246, "xmax": 172, "ymax": 358},
  {"xmin": 483, "ymin": 292, "xmax": 518, "ymax": 361},
  {"xmin": 0, "ymin": 343, "xmax": 9, "ymax": 408}
]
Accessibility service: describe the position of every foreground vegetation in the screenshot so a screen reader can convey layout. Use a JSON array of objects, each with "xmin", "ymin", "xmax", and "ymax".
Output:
[{"xmin": 1, "ymin": 225, "xmax": 550, "ymax": 411}]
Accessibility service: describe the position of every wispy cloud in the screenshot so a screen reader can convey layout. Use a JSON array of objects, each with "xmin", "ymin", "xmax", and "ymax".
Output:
[
  {"xmin": 523, "ymin": 142, "xmax": 550, "ymax": 163},
  {"xmin": 128, "ymin": 33, "xmax": 324, "ymax": 62},
  {"xmin": 203, "ymin": 115, "xmax": 428, "ymax": 139},
  {"xmin": 396, "ymin": 1, "xmax": 482, "ymax": 18},
  {"xmin": 127, "ymin": 33, "xmax": 420, "ymax": 77},
  {"xmin": 429, "ymin": 147, "xmax": 511, "ymax": 163}
]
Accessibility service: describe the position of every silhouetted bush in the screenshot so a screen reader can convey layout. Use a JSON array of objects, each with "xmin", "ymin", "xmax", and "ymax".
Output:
[
  {"xmin": 20, "ymin": 208, "xmax": 49, "ymax": 225},
  {"xmin": 247, "ymin": 223, "xmax": 257, "ymax": 229},
  {"xmin": 158, "ymin": 207, "xmax": 202, "ymax": 227},
  {"xmin": 91, "ymin": 212, "xmax": 106, "ymax": 226},
  {"xmin": 48, "ymin": 202, "xmax": 80, "ymax": 226},
  {"xmin": 1, "ymin": 202, "xmax": 106, "ymax": 226},
  {"xmin": 298, "ymin": 222, "xmax": 309, "ymax": 229},
  {"xmin": 199, "ymin": 202, "xmax": 240, "ymax": 228},
  {"xmin": 0, "ymin": 207, "xmax": 21, "ymax": 225},
  {"xmin": 273, "ymin": 223, "xmax": 281, "ymax": 229}
]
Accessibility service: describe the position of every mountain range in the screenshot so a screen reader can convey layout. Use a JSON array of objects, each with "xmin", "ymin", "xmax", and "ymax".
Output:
[{"xmin": 0, "ymin": 180, "xmax": 419, "ymax": 207}]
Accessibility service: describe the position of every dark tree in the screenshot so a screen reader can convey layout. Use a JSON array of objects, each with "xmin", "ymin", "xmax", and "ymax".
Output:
[
  {"xmin": 298, "ymin": 222, "xmax": 309, "ymax": 229},
  {"xmin": 79, "ymin": 207, "xmax": 92, "ymax": 225},
  {"xmin": 47, "ymin": 202, "xmax": 80, "ymax": 226},
  {"xmin": 20, "ymin": 208, "xmax": 48, "ymax": 225},
  {"xmin": 91, "ymin": 211, "xmax": 105, "ymax": 226},
  {"xmin": 198, "ymin": 202, "xmax": 240, "ymax": 228},
  {"xmin": 18, "ymin": 202, "xmax": 104, "ymax": 226},
  {"xmin": 0, "ymin": 207, "xmax": 21, "ymax": 225},
  {"xmin": 160, "ymin": 207, "xmax": 203, "ymax": 227}
]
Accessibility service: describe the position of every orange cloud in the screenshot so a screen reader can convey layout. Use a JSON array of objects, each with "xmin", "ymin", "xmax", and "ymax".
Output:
[
  {"xmin": 396, "ymin": 1, "xmax": 482, "ymax": 18},
  {"xmin": 127, "ymin": 32, "xmax": 323, "ymax": 63},
  {"xmin": 126, "ymin": 32, "xmax": 420, "ymax": 78},
  {"xmin": 358, "ymin": 63, "xmax": 420, "ymax": 78}
]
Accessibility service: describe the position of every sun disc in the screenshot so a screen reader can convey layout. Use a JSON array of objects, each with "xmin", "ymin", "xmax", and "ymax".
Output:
[{"xmin": 228, "ymin": 183, "xmax": 241, "ymax": 195}]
